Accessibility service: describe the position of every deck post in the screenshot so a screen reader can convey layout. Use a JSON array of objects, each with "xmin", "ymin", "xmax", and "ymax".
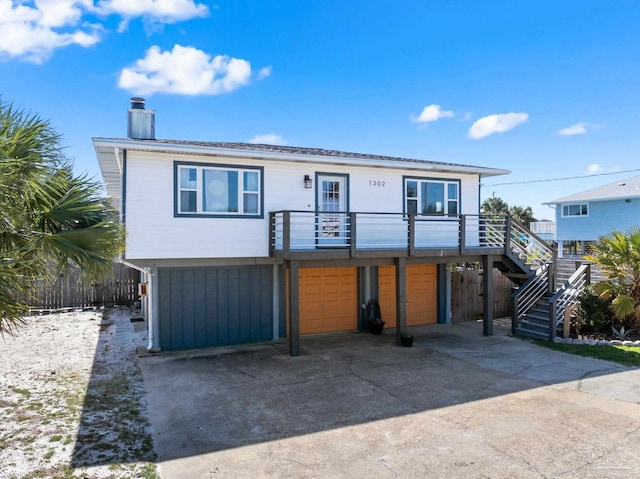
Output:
[
  {"xmin": 395, "ymin": 257, "xmax": 407, "ymax": 346},
  {"xmin": 349, "ymin": 212, "xmax": 357, "ymax": 257},
  {"xmin": 408, "ymin": 214, "xmax": 415, "ymax": 256},
  {"xmin": 459, "ymin": 215, "xmax": 466, "ymax": 255},
  {"xmin": 269, "ymin": 212, "xmax": 275, "ymax": 257},
  {"xmin": 505, "ymin": 215, "xmax": 512, "ymax": 254},
  {"xmin": 482, "ymin": 254, "xmax": 494, "ymax": 336},
  {"xmin": 283, "ymin": 211, "xmax": 291, "ymax": 258},
  {"xmin": 288, "ymin": 260, "xmax": 300, "ymax": 356}
]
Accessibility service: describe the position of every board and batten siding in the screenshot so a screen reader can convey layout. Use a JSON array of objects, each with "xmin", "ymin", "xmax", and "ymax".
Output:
[
  {"xmin": 555, "ymin": 199, "xmax": 640, "ymax": 241},
  {"xmin": 124, "ymin": 150, "xmax": 482, "ymax": 260},
  {"xmin": 157, "ymin": 266, "xmax": 277, "ymax": 350}
]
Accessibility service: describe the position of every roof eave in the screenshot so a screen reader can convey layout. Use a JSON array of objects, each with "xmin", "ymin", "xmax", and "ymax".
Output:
[{"xmin": 92, "ymin": 137, "xmax": 510, "ymax": 178}]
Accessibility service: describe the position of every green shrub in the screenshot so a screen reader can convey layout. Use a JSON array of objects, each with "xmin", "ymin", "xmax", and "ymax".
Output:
[{"xmin": 575, "ymin": 287, "xmax": 612, "ymax": 333}]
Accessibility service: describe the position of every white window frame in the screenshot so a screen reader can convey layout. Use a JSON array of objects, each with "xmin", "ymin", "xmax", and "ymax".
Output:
[
  {"xmin": 404, "ymin": 177, "xmax": 460, "ymax": 217},
  {"xmin": 176, "ymin": 162, "xmax": 262, "ymax": 217},
  {"xmin": 561, "ymin": 203, "xmax": 588, "ymax": 218}
]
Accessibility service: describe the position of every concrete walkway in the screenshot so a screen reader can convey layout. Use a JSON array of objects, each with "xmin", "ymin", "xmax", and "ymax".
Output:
[{"xmin": 139, "ymin": 320, "xmax": 640, "ymax": 478}]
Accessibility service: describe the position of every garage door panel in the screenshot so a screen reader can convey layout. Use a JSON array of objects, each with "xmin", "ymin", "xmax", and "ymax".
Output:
[
  {"xmin": 299, "ymin": 267, "xmax": 357, "ymax": 334},
  {"xmin": 158, "ymin": 266, "xmax": 273, "ymax": 351},
  {"xmin": 378, "ymin": 264, "xmax": 437, "ymax": 327}
]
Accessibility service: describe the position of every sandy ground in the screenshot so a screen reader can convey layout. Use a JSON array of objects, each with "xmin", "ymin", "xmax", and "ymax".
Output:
[{"xmin": 0, "ymin": 308, "xmax": 158, "ymax": 479}]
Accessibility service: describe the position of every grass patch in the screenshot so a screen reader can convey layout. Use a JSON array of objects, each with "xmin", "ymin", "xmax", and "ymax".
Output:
[
  {"xmin": 534, "ymin": 341, "xmax": 640, "ymax": 367},
  {"xmin": 11, "ymin": 387, "xmax": 31, "ymax": 397}
]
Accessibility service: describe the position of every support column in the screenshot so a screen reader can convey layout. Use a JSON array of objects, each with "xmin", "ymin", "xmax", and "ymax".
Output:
[
  {"xmin": 395, "ymin": 257, "xmax": 407, "ymax": 346},
  {"xmin": 272, "ymin": 263, "xmax": 279, "ymax": 341},
  {"xmin": 437, "ymin": 263, "xmax": 451, "ymax": 324},
  {"xmin": 288, "ymin": 260, "xmax": 300, "ymax": 356},
  {"xmin": 482, "ymin": 255, "xmax": 494, "ymax": 336}
]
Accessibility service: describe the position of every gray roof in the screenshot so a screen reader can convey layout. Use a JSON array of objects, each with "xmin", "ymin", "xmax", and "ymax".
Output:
[
  {"xmin": 111, "ymin": 138, "xmax": 508, "ymax": 172},
  {"xmin": 543, "ymin": 175, "xmax": 640, "ymax": 204}
]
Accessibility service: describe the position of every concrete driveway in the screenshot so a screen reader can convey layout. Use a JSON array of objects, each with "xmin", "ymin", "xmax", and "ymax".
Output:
[{"xmin": 139, "ymin": 320, "xmax": 640, "ymax": 478}]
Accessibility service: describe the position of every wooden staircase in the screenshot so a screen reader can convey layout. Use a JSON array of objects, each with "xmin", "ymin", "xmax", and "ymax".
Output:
[
  {"xmin": 491, "ymin": 217, "xmax": 589, "ymax": 340},
  {"xmin": 501, "ymin": 225, "xmax": 592, "ymax": 340},
  {"xmin": 514, "ymin": 294, "xmax": 554, "ymax": 339}
]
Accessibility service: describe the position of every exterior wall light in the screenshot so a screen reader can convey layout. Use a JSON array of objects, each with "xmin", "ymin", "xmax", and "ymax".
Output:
[{"xmin": 304, "ymin": 175, "xmax": 313, "ymax": 189}]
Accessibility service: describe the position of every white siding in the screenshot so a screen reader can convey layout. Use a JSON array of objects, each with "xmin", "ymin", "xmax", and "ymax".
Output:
[{"xmin": 124, "ymin": 151, "xmax": 481, "ymax": 259}]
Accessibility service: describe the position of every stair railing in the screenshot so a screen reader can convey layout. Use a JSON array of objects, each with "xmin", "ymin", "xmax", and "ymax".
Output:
[
  {"xmin": 508, "ymin": 218, "xmax": 556, "ymax": 270},
  {"xmin": 548, "ymin": 263, "xmax": 591, "ymax": 339},
  {"xmin": 512, "ymin": 263, "xmax": 551, "ymax": 335}
]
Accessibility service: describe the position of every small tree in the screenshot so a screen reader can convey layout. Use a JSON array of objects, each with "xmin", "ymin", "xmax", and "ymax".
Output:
[
  {"xmin": 0, "ymin": 99, "xmax": 124, "ymax": 333},
  {"xmin": 584, "ymin": 227, "xmax": 640, "ymax": 327}
]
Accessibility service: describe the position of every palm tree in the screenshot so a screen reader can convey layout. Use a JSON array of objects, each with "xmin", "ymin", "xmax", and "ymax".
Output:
[
  {"xmin": 481, "ymin": 197, "xmax": 509, "ymax": 216},
  {"xmin": 509, "ymin": 205, "xmax": 536, "ymax": 228},
  {"xmin": 584, "ymin": 227, "xmax": 640, "ymax": 325},
  {"xmin": 0, "ymin": 99, "xmax": 123, "ymax": 333}
]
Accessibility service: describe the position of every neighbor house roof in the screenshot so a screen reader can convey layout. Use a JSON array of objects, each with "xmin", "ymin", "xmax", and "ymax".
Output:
[
  {"xmin": 93, "ymin": 137, "xmax": 510, "ymax": 202},
  {"xmin": 543, "ymin": 175, "xmax": 640, "ymax": 204}
]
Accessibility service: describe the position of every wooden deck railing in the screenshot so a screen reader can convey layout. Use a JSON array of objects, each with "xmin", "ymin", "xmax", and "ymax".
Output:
[{"xmin": 269, "ymin": 211, "xmax": 555, "ymax": 261}]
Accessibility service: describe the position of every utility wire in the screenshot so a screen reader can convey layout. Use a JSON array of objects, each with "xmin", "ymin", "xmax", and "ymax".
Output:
[{"xmin": 483, "ymin": 167, "xmax": 640, "ymax": 187}]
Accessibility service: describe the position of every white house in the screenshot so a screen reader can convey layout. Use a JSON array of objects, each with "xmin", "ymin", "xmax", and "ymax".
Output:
[{"xmin": 94, "ymin": 98, "xmax": 552, "ymax": 355}]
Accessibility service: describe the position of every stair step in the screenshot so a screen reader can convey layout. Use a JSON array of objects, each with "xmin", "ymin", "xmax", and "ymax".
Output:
[
  {"xmin": 514, "ymin": 327, "xmax": 549, "ymax": 340},
  {"xmin": 525, "ymin": 313, "xmax": 551, "ymax": 323},
  {"xmin": 529, "ymin": 307, "xmax": 551, "ymax": 315},
  {"xmin": 518, "ymin": 319, "xmax": 549, "ymax": 331}
]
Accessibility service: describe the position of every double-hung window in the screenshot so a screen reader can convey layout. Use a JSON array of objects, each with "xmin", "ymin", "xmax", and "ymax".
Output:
[
  {"xmin": 405, "ymin": 178, "xmax": 459, "ymax": 216},
  {"xmin": 562, "ymin": 203, "xmax": 588, "ymax": 217},
  {"xmin": 176, "ymin": 162, "xmax": 263, "ymax": 217}
]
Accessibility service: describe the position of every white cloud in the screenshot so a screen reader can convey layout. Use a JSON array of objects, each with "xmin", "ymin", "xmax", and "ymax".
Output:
[
  {"xmin": 257, "ymin": 66, "xmax": 272, "ymax": 80},
  {"xmin": 467, "ymin": 112, "xmax": 528, "ymax": 139},
  {"xmin": 586, "ymin": 163, "xmax": 621, "ymax": 175},
  {"xmin": 0, "ymin": 0, "xmax": 100, "ymax": 63},
  {"xmin": 0, "ymin": 0, "xmax": 209, "ymax": 63},
  {"xmin": 411, "ymin": 104, "xmax": 454, "ymax": 124},
  {"xmin": 118, "ymin": 44, "xmax": 251, "ymax": 95},
  {"xmin": 248, "ymin": 134, "xmax": 286, "ymax": 146},
  {"xmin": 558, "ymin": 122, "xmax": 588, "ymax": 136},
  {"xmin": 96, "ymin": 0, "xmax": 209, "ymax": 24}
]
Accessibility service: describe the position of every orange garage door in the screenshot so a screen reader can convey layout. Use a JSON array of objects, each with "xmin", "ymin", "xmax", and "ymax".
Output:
[
  {"xmin": 378, "ymin": 264, "xmax": 437, "ymax": 327},
  {"xmin": 299, "ymin": 267, "xmax": 358, "ymax": 334}
]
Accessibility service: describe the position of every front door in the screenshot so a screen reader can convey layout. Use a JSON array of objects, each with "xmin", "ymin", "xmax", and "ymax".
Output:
[{"xmin": 317, "ymin": 174, "xmax": 348, "ymax": 247}]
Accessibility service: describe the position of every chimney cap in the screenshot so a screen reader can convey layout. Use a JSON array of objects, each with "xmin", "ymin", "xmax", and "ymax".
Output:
[{"xmin": 130, "ymin": 97, "xmax": 146, "ymax": 109}]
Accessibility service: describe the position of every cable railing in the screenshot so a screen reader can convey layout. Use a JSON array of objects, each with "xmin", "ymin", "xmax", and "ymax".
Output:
[
  {"xmin": 512, "ymin": 263, "xmax": 552, "ymax": 332},
  {"xmin": 270, "ymin": 211, "xmax": 521, "ymax": 257},
  {"xmin": 550, "ymin": 263, "xmax": 591, "ymax": 335}
]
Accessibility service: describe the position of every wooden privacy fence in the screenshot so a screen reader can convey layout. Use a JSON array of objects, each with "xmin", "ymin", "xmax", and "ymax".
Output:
[
  {"xmin": 451, "ymin": 269, "xmax": 513, "ymax": 323},
  {"xmin": 24, "ymin": 263, "xmax": 140, "ymax": 312}
]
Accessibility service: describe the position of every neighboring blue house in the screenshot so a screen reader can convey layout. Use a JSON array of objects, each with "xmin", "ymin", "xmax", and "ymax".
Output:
[{"xmin": 543, "ymin": 175, "xmax": 640, "ymax": 257}]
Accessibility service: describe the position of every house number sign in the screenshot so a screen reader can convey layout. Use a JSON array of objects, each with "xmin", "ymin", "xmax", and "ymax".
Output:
[{"xmin": 369, "ymin": 180, "xmax": 386, "ymax": 187}]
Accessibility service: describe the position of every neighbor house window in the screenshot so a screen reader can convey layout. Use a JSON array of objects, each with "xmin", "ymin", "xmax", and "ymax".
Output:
[
  {"xmin": 562, "ymin": 203, "xmax": 588, "ymax": 217},
  {"xmin": 176, "ymin": 163, "xmax": 262, "ymax": 217},
  {"xmin": 405, "ymin": 178, "xmax": 459, "ymax": 216}
]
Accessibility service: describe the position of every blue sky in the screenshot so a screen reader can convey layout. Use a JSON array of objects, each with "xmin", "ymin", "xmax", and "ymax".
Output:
[{"xmin": 2, "ymin": 1, "xmax": 640, "ymax": 220}]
